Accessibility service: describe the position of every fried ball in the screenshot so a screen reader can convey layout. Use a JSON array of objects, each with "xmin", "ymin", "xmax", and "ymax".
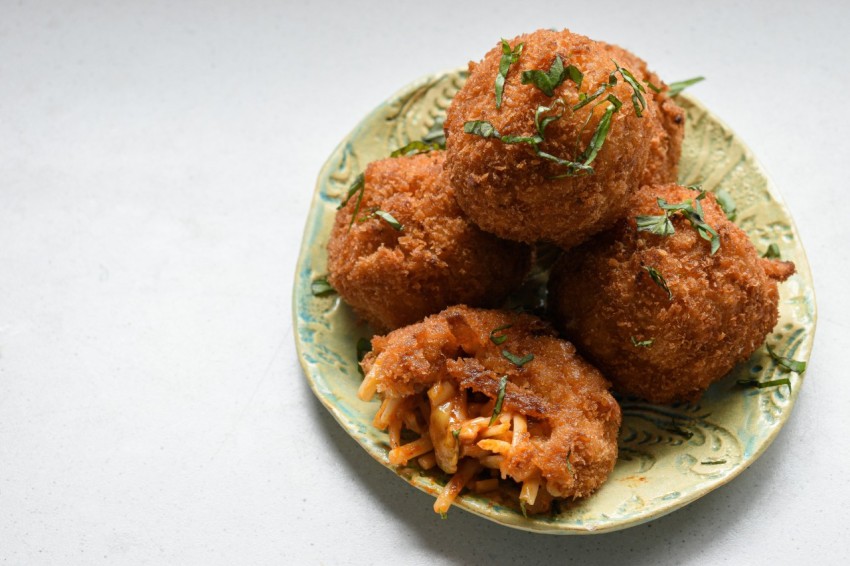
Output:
[
  {"xmin": 444, "ymin": 28, "xmax": 670, "ymax": 249},
  {"xmin": 549, "ymin": 184, "xmax": 796, "ymax": 404},
  {"xmin": 358, "ymin": 305, "xmax": 621, "ymax": 513},
  {"xmin": 600, "ymin": 43, "xmax": 685, "ymax": 186},
  {"xmin": 327, "ymin": 151, "xmax": 531, "ymax": 331}
]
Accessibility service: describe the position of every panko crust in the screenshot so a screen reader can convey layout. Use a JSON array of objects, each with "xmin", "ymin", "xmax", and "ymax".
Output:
[
  {"xmin": 327, "ymin": 152, "xmax": 532, "ymax": 332},
  {"xmin": 362, "ymin": 306, "xmax": 621, "ymax": 500},
  {"xmin": 444, "ymin": 29, "xmax": 668, "ymax": 250},
  {"xmin": 600, "ymin": 43, "xmax": 685, "ymax": 186},
  {"xmin": 549, "ymin": 184, "xmax": 795, "ymax": 404}
]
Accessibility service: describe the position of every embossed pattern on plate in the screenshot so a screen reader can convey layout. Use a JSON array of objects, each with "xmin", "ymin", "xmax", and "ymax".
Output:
[{"xmin": 293, "ymin": 70, "xmax": 816, "ymax": 534}]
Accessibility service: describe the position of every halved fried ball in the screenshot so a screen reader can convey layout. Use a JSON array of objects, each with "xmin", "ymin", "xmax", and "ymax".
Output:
[
  {"xmin": 444, "ymin": 29, "xmax": 673, "ymax": 249},
  {"xmin": 358, "ymin": 305, "xmax": 621, "ymax": 513},
  {"xmin": 327, "ymin": 151, "xmax": 531, "ymax": 331},
  {"xmin": 549, "ymin": 184, "xmax": 795, "ymax": 404}
]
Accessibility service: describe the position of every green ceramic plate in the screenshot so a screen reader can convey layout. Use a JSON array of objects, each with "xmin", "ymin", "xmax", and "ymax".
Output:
[{"xmin": 293, "ymin": 69, "xmax": 816, "ymax": 534}]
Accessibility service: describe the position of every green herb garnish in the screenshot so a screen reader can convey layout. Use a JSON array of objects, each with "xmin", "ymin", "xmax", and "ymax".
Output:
[
  {"xmin": 534, "ymin": 99, "xmax": 566, "ymax": 138},
  {"xmin": 452, "ymin": 429, "xmax": 460, "ymax": 439},
  {"xmin": 489, "ymin": 375, "xmax": 509, "ymax": 425},
  {"xmin": 310, "ymin": 276, "xmax": 336, "ymax": 297},
  {"xmin": 464, "ymin": 120, "xmax": 500, "ymax": 138},
  {"xmin": 572, "ymin": 85, "xmax": 606, "ymax": 111},
  {"xmin": 463, "ymin": 119, "xmax": 592, "ymax": 177},
  {"xmin": 502, "ymin": 350, "xmax": 534, "ymax": 367},
  {"xmin": 701, "ymin": 459, "xmax": 727, "ymax": 465},
  {"xmin": 641, "ymin": 192, "xmax": 720, "ymax": 254},
  {"xmin": 489, "ymin": 324, "xmax": 512, "ymax": 345},
  {"xmin": 667, "ymin": 76, "xmax": 705, "ymax": 97},
  {"xmin": 565, "ymin": 449, "xmax": 575, "ymax": 478},
  {"xmin": 642, "ymin": 265, "xmax": 672, "ymax": 300},
  {"xmin": 631, "ymin": 336, "xmax": 654, "ymax": 348},
  {"xmin": 576, "ymin": 98, "xmax": 619, "ymax": 166},
  {"xmin": 422, "ymin": 116, "xmax": 446, "ymax": 147},
  {"xmin": 715, "ymin": 189, "xmax": 737, "ymax": 221},
  {"xmin": 372, "ymin": 210, "xmax": 403, "ymax": 231},
  {"xmin": 521, "ymin": 55, "xmax": 580, "ymax": 96},
  {"xmin": 737, "ymin": 378, "xmax": 792, "ymax": 391},
  {"xmin": 339, "ymin": 173, "xmax": 367, "ymax": 230},
  {"xmin": 389, "ymin": 140, "xmax": 443, "ymax": 158},
  {"xmin": 358, "ymin": 208, "xmax": 404, "ymax": 231},
  {"xmin": 645, "ymin": 81, "xmax": 662, "ymax": 93},
  {"xmin": 766, "ymin": 344, "xmax": 807, "ymax": 373},
  {"xmin": 636, "ymin": 211, "xmax": 675, "ymax": 237},
  {"xmin": 762, "ymin": 243, "xmax": 781, "ymax": 259},
  {"xmin": 495, "ymin": 39, "xmax": 524, "ymax": 108},
  {"xmin": 612, "ymin": 61, "xmax": 646, "ymax": 117}
]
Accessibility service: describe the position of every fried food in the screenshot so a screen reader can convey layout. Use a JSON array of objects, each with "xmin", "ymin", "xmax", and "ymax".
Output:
[
  {"xmin": 327, "ymin": 151, "xmax": 532, "ymax": 331},
  {"xmin": 444, "ymin": 28, "xmax": 675, "ymax": 250},
  {"xmin": 600, "ymin": 43, "xmax": 685, "ymax": 186},
  {"xmin": 358, "ymin": 305, "xmax": 621, "ymax": 515},
  {"xmin": 549, "ymin": 184, "xmax": 796, "ymax": 404}
]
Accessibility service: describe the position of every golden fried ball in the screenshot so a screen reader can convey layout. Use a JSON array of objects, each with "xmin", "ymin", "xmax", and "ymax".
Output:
[
  {"xmin": 549, "ymin": 184, "xmax": 796, "ymax": 404},
  {"xmin": 444, "ymin": 28, "xmax": 668, "ymax": 250},
  {"xmin": 359, "ymin": 305, "xmax": 621, "ymax": 507},
  {"xmin": 327, "ymin": 151, "xmax": 531, "ymax": 332}
]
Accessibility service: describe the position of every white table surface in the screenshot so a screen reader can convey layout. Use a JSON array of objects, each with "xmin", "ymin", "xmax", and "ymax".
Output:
[{"xmin": 2, "ymin": 1, "xmax": 848, "ymax": 563}]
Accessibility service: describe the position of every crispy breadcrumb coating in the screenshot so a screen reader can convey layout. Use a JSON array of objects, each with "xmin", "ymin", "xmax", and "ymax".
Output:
[
  {"xmin": 600, "ymin": 43, "xmax": 685, "ymax": 186},
  {"xmin": 327, "ymin": 152, "xmax": 531, "ymax": 331},
  {"xmin": 444, "ymin": 29, "xmax": 669, "ymax": 249},
  {"xmin": 359, "ymin": 306, "xmax": 621, "ymax": 509},
  {"xmin": 549, "ymin": 184, "xmax": 795, "ymax": 404}
]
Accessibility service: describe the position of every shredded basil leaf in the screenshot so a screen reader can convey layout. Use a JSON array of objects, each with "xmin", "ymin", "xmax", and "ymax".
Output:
[
  {"xmin": 390, "ymin": 140, "xmax": 443, "ymax": 158},
  {"xmin": 701, "ymin": 459, "xmax": 727, "ymax": 465},
  {"xmin": 737, "ymin": 377, "xmax": 792, "ymax": 391},
  {"xmin": 452, "ymin": 429, "xmax": 460, "ymax": 439},
  {"xmin": 642, "ymin": 265, "xmax": 673, "ymax": 300},
  {"xmin": 339, "ymin": 173, "xmax": 367, "ymax": 230},
  {"xmin": 565, "ymin": 449, "xmax": 575, "ymax": 478},
  {"xmin": 489, "ymin": 374, "xmax": 509, "ymax": 425},
  {"xmin": 762, "ymin": 243, "xmax": 781, "ymax": 259},
  {"xmin": 668, "ymin": 76, "xmax": 705, "ymax": 97},
  {"xmin": 766, "ymin": 344, "xmax": 807, "ymax": 373},
  {"xmin": 539, "ymin": 150, "xmax": 594, "ymax": 177},
  {"xmin": 372, "ymin": 209, "xmax": 404, "ymax": 231},
  {"xmin": 715, "ymin": 189, "xmax": 737, "ymax": 221},
  {"xmin": 464, "ymin": 120, "xmax": 500, "ymax": 138},
  {"xmin": 496, "ymin": 39, "xmax": 524, "ymax": 108},
  {"xmin": 502, "ymin": 349, "xmax": 534, "ymax": 367},
  {"xmin": 657, "ymin": 192, "xmax": 721, "ymax": 254},
  {"xmin": 534, "ymin": 99, "xmax": 566, "ymax": 139},
  {"xmin": 577, "ymin": 100, "xmax": 618, "ymax": 166},
  {"xmin": 422, "ymin": 116, "xmax": 446, "ymax": 147},
  {"xmin": 613, "ymin": 61, "xmax": 647, "ymax": 117},
  {"xmin": 464, "ymin": 119, "xmax": 590, "ymax": 177},
  {"xmin": 631, "ymin": 336, "xmax": 654, "ymax": 348},
  {"xmin": 311, "ymin": 276, "xmax": 336, "ymax": 297},
  {"xmin": 572, "ymin": 85, "xmax": 607, "ymax": 111},
  {"xmin": 645, "ymin": 81, "xmax": 662, "ymax": 93},
  {"xmin": 636, "ymin": 212, "xmax": 675, "ymax": 237},
  {"xmin": 490, "ymin": 324, "xmax": 512, "ymax": 346},
  {"xmin": 521, "ymin": 55, "xmax": 578, "ymax": 96}
]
